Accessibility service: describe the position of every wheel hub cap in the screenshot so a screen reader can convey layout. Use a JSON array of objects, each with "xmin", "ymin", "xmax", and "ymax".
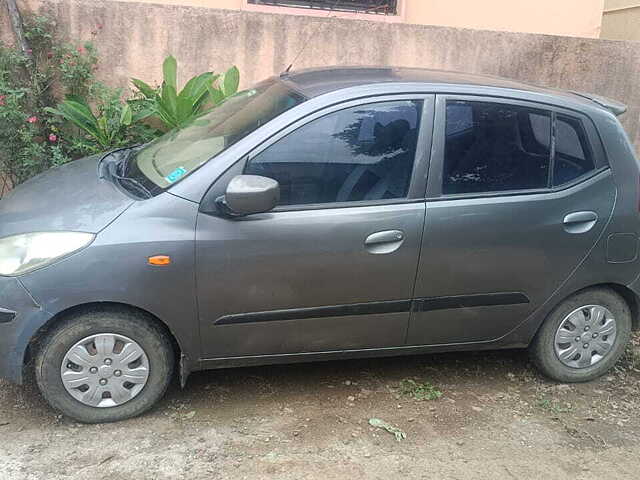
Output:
[
  {"xmin": 60, "ymin": 333, "xmax": 150, "ymax": 408},
  {"xmin": 98, "ymin": 365, "xmax": 114, "ymax": 378},
  {"xmin": 554, "ymin": 305, "xmax": 617, "ymax": 369}
]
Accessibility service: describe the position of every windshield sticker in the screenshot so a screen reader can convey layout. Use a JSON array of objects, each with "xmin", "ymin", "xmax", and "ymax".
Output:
[{"xmin": 165, "ymin": 167, "xmax": 187, "ymax": 184}]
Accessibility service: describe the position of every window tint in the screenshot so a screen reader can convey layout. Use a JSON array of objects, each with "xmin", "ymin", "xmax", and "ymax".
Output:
[
  {"xmin": 530, "ymin": 113, "xmax": 551, "ymax": 148},
  {"xmin": 553, "ymin": 115, "xmax": 595, "ymax": 186},
  {"xmin": 245, "ymin": 100, "xmax": 422, "ymax": 206},
  {"xmin": 443, "ymin": 101, "xmax": 551, "ymax": 194},
  {"xmin": 446, "ymin": 103, "xmax": 473, "ymax": 136}
]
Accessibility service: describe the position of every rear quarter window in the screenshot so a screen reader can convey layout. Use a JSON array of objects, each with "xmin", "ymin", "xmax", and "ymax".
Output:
[{"xmin": 553, "ymin": 115, "xmax": 596, "ymax": 187}]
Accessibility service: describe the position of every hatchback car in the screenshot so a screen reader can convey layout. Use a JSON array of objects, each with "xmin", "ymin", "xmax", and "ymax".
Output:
[{"xmin": 1, "ymin": 67, "xmax": 638, "ymax": 423}]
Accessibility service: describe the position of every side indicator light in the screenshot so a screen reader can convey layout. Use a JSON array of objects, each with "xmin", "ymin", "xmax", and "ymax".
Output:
[{"xmin": 148, "ymin": 255, "xmax": 171, "ymax": 266}]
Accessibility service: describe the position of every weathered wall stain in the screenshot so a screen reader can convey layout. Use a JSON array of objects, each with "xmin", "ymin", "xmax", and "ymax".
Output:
[{"xmin": 2, "ymin": 0, "xmax": 640, "ymax": 148}]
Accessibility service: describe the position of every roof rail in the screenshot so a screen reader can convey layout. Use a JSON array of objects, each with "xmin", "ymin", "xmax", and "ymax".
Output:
[{"xmin": 570, "ymin": 91, "xmax": 628, "ymax": 116}]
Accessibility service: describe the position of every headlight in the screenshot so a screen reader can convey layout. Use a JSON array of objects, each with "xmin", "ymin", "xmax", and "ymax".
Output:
[{"xmin": 0, "ymin": 232, "xmax": 95, "ymax": 276}]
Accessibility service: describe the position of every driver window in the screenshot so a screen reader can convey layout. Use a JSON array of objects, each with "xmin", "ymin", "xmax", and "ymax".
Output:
[{"xmin": 244, "ymin": 100, "xmax": 423, "ymax": 206}]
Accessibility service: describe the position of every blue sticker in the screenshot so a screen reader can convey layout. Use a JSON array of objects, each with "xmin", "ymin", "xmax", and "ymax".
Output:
[{"xmin": 165, "ymin": 167, "xmax": 187, "ymax": 183}]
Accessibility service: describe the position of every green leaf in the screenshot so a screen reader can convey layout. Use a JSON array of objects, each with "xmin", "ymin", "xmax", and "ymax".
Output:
[
  {"xmin": 43, "ymin": 106, "xmax": 64, "ymax": 116},
  {"xmin": 160, "ymin": 83, "xmax": 178, "ymax": 117},
  {"xmin": 120, "ymin": 103, "xmax": 132, "ymax": 126},
  {"xmin": 177, "ymin": 72, "xmax": 216, "ymax": 119},
  {"xmin": 131, "ymin": 78, "xmax": 157, "ymax": 99},
  {"xmin": 54, "ymin": 100, "xmax": 101, "ymax": 138},
  {"xmin": 180, "ymin": 72, "xmax": 216, "ymax": 101},
  {"xmin": 51, "ymin": 98, "xmax": 114, "ymax": 147},
  {"xmin": 62, "ymin": 97, "xmax": 92, "ymax": 113},
  {"xmin": 207, "ymin": 85, "xmax": 225, "ymax": 106},
  {"xmin": 97, "ymin": 116, "xmax": 108, "ymax": 133},
  {"xmin": 221, "ymin": 66, "xmax": 239, "ymax": 98},
  {"xmin": 156, "ymin": 100, "xmax": 179, "ymax": 130},
  {"xmin": 176, "ymin": 95, "xmax": 195, "ymax": 126},
  {"xmin": 131, "ymin": 108, "xmax": 155, "ymax": 122},
  {"xmin": 192, "ymin": 92, "xmax": 210, "ymax": 113},
  {"xmin": 162, "ymin": 55, "xmax": 178, "ymax": 91},
  {"xmin": 64, "ymin": 94, "xmax": 88, "ymax": 105}
]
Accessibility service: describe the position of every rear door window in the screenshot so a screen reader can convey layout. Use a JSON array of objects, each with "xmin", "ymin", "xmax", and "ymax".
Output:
[
  {"xmin": 442, "ymin": 100, "xmax": 601, "ymax": 196},
  {"xmin": 442, "ymin": 101, "xmax": 552, "ymax": 194}
]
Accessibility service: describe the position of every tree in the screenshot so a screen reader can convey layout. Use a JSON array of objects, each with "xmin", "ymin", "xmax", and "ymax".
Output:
[{"xmin": 4, "ymin": 0, "xmax": 33, "ymax": 61}]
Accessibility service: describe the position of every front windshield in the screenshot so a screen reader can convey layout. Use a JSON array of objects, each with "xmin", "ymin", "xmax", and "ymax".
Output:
[{"xmin": 128, "ymin": 79, "xmax": 306, "ymax": 190}]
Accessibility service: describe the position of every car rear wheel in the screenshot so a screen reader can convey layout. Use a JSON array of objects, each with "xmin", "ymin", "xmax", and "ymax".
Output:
[
  {"xmin": 530, "ymin": 287, "xmax": 632, "ymax": 383},
  {"xmin": 35, "ymin": 308, "xmax": 174, "ymax": 423}
]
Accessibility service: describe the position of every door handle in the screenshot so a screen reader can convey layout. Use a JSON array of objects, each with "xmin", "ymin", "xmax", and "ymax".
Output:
[
  {"xmin": 563, "ymin": 211, "xmax": 598, "ymax": 234},
  {"xmin": 365, "ymin": 230, "xmax": 405, "ymax": 254}
]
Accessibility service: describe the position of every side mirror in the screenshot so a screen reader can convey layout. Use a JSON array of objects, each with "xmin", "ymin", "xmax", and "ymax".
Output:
[{"xmin": 217, "ymin": 175, "xmax": 280, "ymax": 217}]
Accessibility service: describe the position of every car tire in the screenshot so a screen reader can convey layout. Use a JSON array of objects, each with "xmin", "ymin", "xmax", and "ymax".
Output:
[
  {"xmin": 35, "ymin": 308, "xmax": 174, "ymax": 423},
  {"xmin": 530, "ymin": 287, "xmax": 632, "ymax": 383}
]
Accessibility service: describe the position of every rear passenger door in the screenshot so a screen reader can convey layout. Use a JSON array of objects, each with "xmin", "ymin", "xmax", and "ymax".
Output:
[{"xmin": 407, "ymin": 96, "xmax": 616, "ymax": 346}]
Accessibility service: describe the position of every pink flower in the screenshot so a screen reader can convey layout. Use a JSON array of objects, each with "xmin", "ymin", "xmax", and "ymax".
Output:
[
  {"xmin": 27, "ymin": 116, "xmax": 37, "ymax": 124},
  {"xmin": 47, "ymin": 52, "xmax": 53, "ymax": 59},
  {"xmin": 0, "ymin": 95, "xmax": 5, "ymax": 106},
  {"xmin": 77, "ymin": 47, "xmax": 84, "ymax": 54},
  {"xmin": 26, "ymin": 49, "xmax": 32, "ymax": 54},
  {"xmin": 48, "ymin": 133, "xmax": 57, "ymax": 142}
]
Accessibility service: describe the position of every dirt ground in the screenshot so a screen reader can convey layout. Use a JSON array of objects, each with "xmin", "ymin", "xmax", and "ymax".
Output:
[{"xmin": 1, "ymin": 335, "xmax": 640, "ymax": 480}]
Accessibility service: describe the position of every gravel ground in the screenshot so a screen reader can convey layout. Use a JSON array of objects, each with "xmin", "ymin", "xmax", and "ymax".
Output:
[{"xmin": 1, "ymin": 334, "xmax": 639, "ymax": 480}]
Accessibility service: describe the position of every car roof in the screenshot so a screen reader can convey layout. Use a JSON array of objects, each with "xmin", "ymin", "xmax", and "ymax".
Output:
[{"xmin": 281, "ymin": 66, "xmax": 626, "ymax": 116}]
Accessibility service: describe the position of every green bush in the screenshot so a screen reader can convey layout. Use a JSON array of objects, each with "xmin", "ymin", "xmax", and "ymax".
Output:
[
  {"xmin": 1, "ymin": 18, "xmax": 65, "ymax": 188},
  {"xmin": 0, "ymin": 15, "xmax": 155, "ymax": 192},
  {"xmin": 132, "ymin": 55, "xmax": 240, "ymax": 131},
  {"xmin": 1, "ymin": 14, "xmax": 241, "ymax": 197},
  {"xmin": 46, "ymin": 86, "xmax": 157, "ymax": 155}
]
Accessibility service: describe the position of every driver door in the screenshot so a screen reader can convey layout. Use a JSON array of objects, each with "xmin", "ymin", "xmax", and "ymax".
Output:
[{"xmin": 196, "ymin": 95, "xmax": 434, "ymax": 358}]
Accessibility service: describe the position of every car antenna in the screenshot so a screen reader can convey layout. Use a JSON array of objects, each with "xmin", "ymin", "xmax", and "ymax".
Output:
[{"xmin": 282, "ymin": 0, "xmax": 344, "ymax": 75}]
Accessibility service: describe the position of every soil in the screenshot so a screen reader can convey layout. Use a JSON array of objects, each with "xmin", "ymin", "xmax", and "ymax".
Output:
[{"xmin": 1, "ymin": 334, "xmax": 639, "ymax": 479}]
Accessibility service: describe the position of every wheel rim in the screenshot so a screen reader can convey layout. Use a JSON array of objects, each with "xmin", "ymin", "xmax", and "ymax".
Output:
[
  {"xmin": 554, "ymin": 305, "xmax": 617, "ymax": 369},
  {"xmin": 60, "ymin": 333, "xmax": 150, "ymax": 408}
]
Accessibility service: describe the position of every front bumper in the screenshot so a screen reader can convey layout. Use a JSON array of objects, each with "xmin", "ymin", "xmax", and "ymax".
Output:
[{"xmin": 0, "ymin": 276, "xmax": 52, "ymax": 384}]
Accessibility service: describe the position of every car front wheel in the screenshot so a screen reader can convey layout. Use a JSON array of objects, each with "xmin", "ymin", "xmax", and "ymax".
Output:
[
  {"xmin": 530, "ymin": 287, "xmax": 632, "ymax": 383},
  {"xmin": 35, "ymin": 308, "xmax": 174, "ymax": 423}
]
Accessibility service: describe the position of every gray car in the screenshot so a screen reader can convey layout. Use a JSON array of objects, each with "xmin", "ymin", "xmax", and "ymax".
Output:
[{"xmin": 0, "ymin": 67, "xmax": 638, "ymax": 423}]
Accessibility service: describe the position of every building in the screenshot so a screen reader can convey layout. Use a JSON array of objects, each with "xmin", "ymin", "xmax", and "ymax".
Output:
[
  {"xmin": 112, "ymin": 0, "xmax": 606, "ymax": 38},
  {"xmin": 601, "ymin": 0, "xmax": 640, "ymax": 41}
]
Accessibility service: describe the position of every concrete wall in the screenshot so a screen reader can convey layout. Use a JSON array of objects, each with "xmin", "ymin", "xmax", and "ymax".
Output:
[
  {"xmin": 404, "ymin": 0, "xmax": 605, "ymax": 38},
  {"xmin": 108, "ymin": 0, "xmax": 606, "ymax": 38},
  {"xmin": 2, "ymin": 0, "xmax": 640, "ymax": 149},
  {"xmin": 601, "ymin": 0, "xmax": 640, "ymax": 41}
]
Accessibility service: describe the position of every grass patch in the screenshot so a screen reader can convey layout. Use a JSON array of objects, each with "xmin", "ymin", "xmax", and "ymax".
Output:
[
  {"xmin": 400, "ymin": 379, "xmax": 443, "ymax": 401},
  {"xmin": 537, "ymin": 396, "xmax": 573, "ymax": 415}
]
